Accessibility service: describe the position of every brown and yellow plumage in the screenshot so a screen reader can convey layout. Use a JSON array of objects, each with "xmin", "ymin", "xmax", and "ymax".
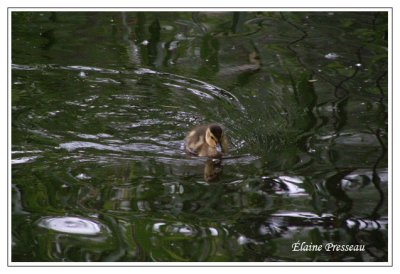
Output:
[{"xmin": 184, "ymin": 124, "xmax": 228, "ymax": 158}]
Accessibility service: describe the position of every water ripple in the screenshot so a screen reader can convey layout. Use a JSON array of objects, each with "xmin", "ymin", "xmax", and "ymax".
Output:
[
  {"xmin": 59, "ymin": 141, "xmax": 122, "ymax": 152},
  {"xmin": 12, "ymin": 156, "xmax": 40, "ymax": 165},
  {"xmin": 133, "ymin": 67, "xmax": 244, "ymax": 110}
]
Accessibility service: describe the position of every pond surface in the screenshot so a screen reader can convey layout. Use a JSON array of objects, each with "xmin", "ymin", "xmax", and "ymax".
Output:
[{"xmin": 11, "ymin": 11, "xmax": 388, "ymax": 262}]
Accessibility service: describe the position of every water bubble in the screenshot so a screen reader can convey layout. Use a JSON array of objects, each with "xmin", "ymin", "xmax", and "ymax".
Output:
[
  {"xmin": 169, "ymin": 41, "xmax": 179, "ymax": 51},
  {"xmin": 153, "ymin": 222, "xmax": 166, "ymax": 232},
  {"xmin": 237, "ymin": 235, "xmax": 249, "ymax": 245},
  {"xmin": 37, "ymin": 216, "xmax": 105, "ymax": 235},
  {"xmin": 163, "ymin": 25, "xmax": 173, "ymax": 31},
  {"xmin": 209, "ymin": 227, "xmax": 218, "ymax": 236},
  {"xmin": 76, "ymin": 173, "xmax": 91, "ymax": 180},
  {"xmin": 259, "ymin": 225, "xmax": 269, "ymax": 235},
  {"xmin": 175, "ymin": 33, "xmax": 185, "ymax": 40},
  {"xmin": 324, "ymin": 53, "xmax": 339, "ymax": 60}
]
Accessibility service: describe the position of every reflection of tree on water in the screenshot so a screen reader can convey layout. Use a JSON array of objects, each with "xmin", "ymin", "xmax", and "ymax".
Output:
[
  {"xmin": 325, "ymin": 169, "xmax": 354, "ymax": 214},
  {"xmin": 370, "ymin": 129, "xmax": 386, "ymax": 218}
]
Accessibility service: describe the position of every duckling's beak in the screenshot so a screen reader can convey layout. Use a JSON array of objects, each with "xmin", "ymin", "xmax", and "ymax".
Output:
[{"xmin": 216, "ymin": 142, "xmax": 222, "ymax": 153}]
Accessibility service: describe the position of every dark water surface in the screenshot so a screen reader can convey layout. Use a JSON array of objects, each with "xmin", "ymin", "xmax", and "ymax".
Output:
[{"xmin": 11, "ymin": 12, "xmax": 388, "ymax": 262}]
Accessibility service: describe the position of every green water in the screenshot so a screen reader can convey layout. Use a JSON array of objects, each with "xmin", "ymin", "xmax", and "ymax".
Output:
[{"xmin": 11, "ymin": 11, "xmax": 388, "ymax": 262}]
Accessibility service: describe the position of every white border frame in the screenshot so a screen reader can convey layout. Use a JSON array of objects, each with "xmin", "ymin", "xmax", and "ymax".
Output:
[{"xmin": 5, "ymin": 5, "xmax": 393, "ymax": 268}]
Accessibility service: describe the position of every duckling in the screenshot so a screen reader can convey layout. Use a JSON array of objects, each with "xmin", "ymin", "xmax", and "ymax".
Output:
[{"xmin": 184, "ymin": 124, "xmax": 228, "ymax": 158}]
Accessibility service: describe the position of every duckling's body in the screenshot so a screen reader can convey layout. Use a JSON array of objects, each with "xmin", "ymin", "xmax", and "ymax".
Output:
[{"xmin": 184, "ymin": 124, "xmax": 228, "ymax": 158}]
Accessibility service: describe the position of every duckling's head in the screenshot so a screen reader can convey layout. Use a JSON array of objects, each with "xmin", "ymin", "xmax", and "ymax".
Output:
[{"xmin": 205, "ymin": 124, "xmax": 224, "ymax": 153}]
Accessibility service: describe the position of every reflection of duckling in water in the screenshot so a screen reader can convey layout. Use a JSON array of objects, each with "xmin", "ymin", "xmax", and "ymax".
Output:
[
  {"xmin": 204, "ymin": 158, "xmax": 223, "ymax": 182},
  {"xmin": 217, "ymin": 49, "xmax": 261, "ymax": 77},
  {"xmin": 184, "ymin": 124, "xmax": 228, "ymax": 158}
]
